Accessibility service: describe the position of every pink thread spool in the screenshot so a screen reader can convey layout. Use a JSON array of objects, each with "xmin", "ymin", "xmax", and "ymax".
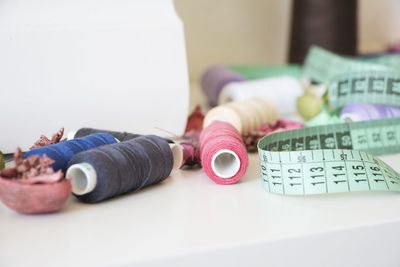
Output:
[{"xmin": 200, "ymin": 121, "xmax": 248, "ymax": 184}]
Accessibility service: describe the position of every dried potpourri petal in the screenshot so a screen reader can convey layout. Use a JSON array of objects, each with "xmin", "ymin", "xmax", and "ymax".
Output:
[
  {"xmin": 31, "ymin": 127, "xmax": 64, "ymax": 149},
  {"xmin": 0, "ymin": 148, "xmax": 70, "ymax": 214},
  {"xmin": 184, "ymin": 105, "xmax": 204, "ymax": 133},
  {"xmin": 181, "ymin": 130, "xmax": 201, "ymax": 167},
  {"xmin": 0, "ymin": 148, "xmax": 62, "ymax": 184},
  {"xmin": 242, "ymin": 119, "xmax": 303, "ymax": 152},
  {"xmin": 180, "ymin": 106, "xmax": 204, "ymax": 167}
]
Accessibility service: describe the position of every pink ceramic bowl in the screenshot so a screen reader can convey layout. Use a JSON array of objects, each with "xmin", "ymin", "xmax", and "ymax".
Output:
[{"xmin": 0, "ymin": 178, "xmax": 71, "ymax": 214}]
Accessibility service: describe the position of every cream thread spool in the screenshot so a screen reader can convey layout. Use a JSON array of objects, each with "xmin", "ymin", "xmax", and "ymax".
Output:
[{"xmin": 204, "ymin": 97, "xmax": 278, "ymax": 134}]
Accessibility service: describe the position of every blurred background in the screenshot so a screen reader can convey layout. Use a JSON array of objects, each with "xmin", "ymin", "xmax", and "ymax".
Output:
[{"xmin": 175, "ymin": 0, "xmax": 400, "ymax": 82}]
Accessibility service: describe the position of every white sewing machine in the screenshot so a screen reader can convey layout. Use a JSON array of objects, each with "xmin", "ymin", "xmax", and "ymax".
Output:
[{"xmin": 0, "ymin": 0, "xmax": 189, "ymax": 152}]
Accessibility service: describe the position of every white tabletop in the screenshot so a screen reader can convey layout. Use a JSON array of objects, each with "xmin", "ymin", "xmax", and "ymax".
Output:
[{"xmin": 1, "ymin": 152, "xmax": 400, "ymax": 267}]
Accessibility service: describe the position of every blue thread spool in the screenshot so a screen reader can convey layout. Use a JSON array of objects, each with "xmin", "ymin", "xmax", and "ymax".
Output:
[{"xmin": 24, "ymin": 133, "xmax": 117, "ymax": 172}]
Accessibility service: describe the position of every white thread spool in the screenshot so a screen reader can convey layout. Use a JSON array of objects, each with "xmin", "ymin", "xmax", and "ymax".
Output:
[{"xmin": 218, "ymin": 76, "xmax": 303, "ymax": 116}]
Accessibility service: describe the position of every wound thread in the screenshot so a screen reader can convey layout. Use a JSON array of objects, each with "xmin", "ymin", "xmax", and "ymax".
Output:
[
  {"xmin": 200, "ymin": 121, "xmax": 248, "ymax": 185},
  {"xmin": 24, "ymin": 133, "xmax": 117, "ymax": 172},
  {"xmin": 66, "ymin": 135, "xmax": 174, "ymax": 203}
]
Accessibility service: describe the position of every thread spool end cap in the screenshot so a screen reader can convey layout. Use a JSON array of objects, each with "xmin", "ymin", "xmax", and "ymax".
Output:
[
  {"xmin": 66, "ymin": 163, "xmax": 97, "ymax": 195},
  {"xmin": 211, "ymin": 149, "xmax": 241, "ymax": 179}
]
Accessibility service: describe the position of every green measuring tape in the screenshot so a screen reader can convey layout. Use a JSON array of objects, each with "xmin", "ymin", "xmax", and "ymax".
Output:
[
  {"xmin": 328, "ymin": 70, "xmax": 400, "ymax": 109},
  {"xmin": 258, "ymin": 118, "xmax": 400, "ymax": 195},
  {"xmin": 229, "ymin": 65, "xmax": 302, "ymax": 80},
  {"xmin": 257, "ymin": 46, "xmax": 400, "ymax": 195},
  {"xmin": 303, "ymin": 46, "xmax": 393, "ymax": 84}
]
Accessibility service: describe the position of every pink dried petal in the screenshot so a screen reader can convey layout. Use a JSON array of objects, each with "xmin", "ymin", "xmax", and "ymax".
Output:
[
  {"xmin": 31, "ymin": 127, "xmax": 64, "ymax": 149},
  {"xmin": 0, "ymin": 148, "xmax": 60, "ymax": 183},
  {"xmin": 51, "ymin": 128, "xmax": 64, "ymax": 143},
  {"xmin": 39, "ymin": 156, "xmax": 55, "ymax": 170},
  {"xmin": 243, "ymin": 119, "xmax": 303, "ymax": 152},
  {"xmin": 27, "ymin": 168, "xmax": 39, "ymax": 178},
  {"xmin": 27, "ymin": 155, "xmax": 40, "ymax": 166},
  {"xmin": 184, "ymin": 106, "xmax": 204, "ymax": 134},
  {"xmin": 14, "ymin": 171, "xmax": 64, "ymax": 185},
  {"xmin": 16, "ymin": 164, "xmax": 29, "ymax": 174},
  {"xmin": 14, "ymin": 148, "xmax": 23, "ymax": 165},
  {"xmin": 0, "ymin": 168, "xmax": 18, "ymax": 178}
]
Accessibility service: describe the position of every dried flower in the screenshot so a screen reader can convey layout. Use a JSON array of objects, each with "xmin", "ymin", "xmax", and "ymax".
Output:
[
  {"xmin": 180, "ymin": 106, "xmax": 204, "ymax": 167},
  {"xmin": 31, "ymin": 127, "xmax": 64, "ymax": 149},
  {"xmin": 242, "ymin": 119, "xmax": 303, "ymax": 152},
  {"xmin": 0, "ymin": 148, "xmax": 63, "ymax": 184},
  {"xmin": 184, "ymin": 105, "xmax": 204, "ymax": 133}
]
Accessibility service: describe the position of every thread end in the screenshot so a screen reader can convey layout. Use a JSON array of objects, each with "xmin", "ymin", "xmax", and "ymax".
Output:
[
  {"xmin": 211, "ymin": 149, "xmax": 241, "ymax": 179},
  {"xmin": 66, "ymin": 163, "xmax": 97, "ymax": 195}
]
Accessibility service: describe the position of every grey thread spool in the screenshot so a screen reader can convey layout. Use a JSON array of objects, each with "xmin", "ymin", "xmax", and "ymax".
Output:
[
  {"xmin": 289, "ymin": 0, "xmax": 358, "ymax": 64},
  {"xmin": 66, "ymin": 135, "xmax": 176, "ymax": 203}
]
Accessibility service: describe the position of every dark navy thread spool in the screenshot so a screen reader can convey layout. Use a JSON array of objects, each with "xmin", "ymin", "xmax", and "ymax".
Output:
[
  {"xmin": 69, "ymin": 128, "xmax": 142, "ymax": 142},
  {"xmin": 68, "ymin": 127, "xmax": 174, "ymax": 144},
  {"xmin": 24, "ymin": 133, "xmax": 117, "ymax": 172},
  {"xmin": 66, "ymin": 135, "xmax": 183, "ymax": 203}
]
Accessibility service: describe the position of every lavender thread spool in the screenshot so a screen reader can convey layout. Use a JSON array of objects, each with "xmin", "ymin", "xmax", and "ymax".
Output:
[
  {"xmin": 340, "ymin": 104, "xmax": 400, "ymax": 122},
  {"xmin": 200, "ymin": 65, "xmax": 245, "ymax": 106}
]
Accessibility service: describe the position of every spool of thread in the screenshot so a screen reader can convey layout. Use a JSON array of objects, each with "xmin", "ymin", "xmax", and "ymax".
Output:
[
  {"xmin": 66, "ymin": 135, "xmax": 178, "ymax": 203},
  {"xmin": 200, "ymin": 121, "xmax": 248, "ymax": 185},
  {"xmin": 24, "ymin": 133, "xmax": 117, "ymax": 172},
  {"xmin": 218, "ymin": 76, "xmax": 303, "ymax": 116},
  {"xmin": 289, "ymin": 0, "xmax": 357, "ymax": 64},
  {"xmin": 70, "ymin": 128, "xmax": 141, "ymax": 142},
  {"xmin": 200, "ymin": 65, "xmax": 245, "ymax": 106},
  {"xmin": 340, "ymin": 104, "xmax": 400, "ymax": 122},
  {"xmin": 204, "ymin": 98, "xmax": 278, "ymax": 134},
  {"xmin": 201, "ymin": 98, "xmax": 272, "ymax": 184},
  {"xmin": 69, "ymin": 128, "xmax": 184, "ymax": 169}
]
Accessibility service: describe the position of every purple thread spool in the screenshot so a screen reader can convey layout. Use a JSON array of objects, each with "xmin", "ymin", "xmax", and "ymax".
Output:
[
  {"xmin": 200, "ymin": 65, "xmax": 245, "ymax": 106},
  {"xmin": 340, "ymin": 104, "xmax": 400, "ymax": 122}
]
